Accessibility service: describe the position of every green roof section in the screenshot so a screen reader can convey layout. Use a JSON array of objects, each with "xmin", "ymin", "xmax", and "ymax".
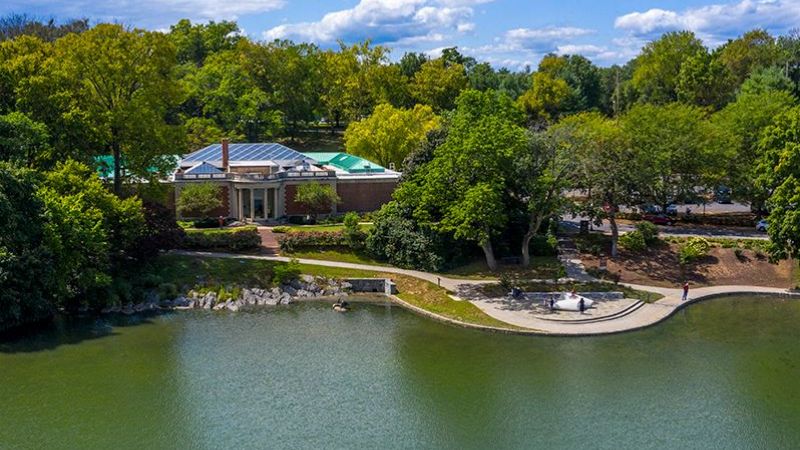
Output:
[{"xmin": 302, "ymin": 152, "xmax": 387, "ymax": 174}]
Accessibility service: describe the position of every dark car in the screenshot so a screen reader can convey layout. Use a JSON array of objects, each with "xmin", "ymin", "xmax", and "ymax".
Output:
[{"xmin": 643, "ymin": 214, "xmax": 674, "ymax": 226}]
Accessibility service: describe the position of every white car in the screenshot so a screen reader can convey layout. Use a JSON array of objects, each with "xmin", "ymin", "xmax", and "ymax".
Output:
[{"xmin": 756, "ymin": 219, "xmax": 768, "ymax": 232}]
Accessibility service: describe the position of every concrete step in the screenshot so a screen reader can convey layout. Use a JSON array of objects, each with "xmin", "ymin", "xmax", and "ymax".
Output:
[{"xmin": 540, "ymin": 300, "xmax": 645, "ymax": 324}]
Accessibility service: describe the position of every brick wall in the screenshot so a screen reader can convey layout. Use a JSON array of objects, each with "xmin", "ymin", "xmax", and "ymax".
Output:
[{"xmin": 336, "ymin": 180, "xmax": 397, "ymax": 213}]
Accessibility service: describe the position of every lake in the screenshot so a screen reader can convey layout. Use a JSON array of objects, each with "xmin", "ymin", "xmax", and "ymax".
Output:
[{"xmin": 2, "ymin": 296, "xmax": 799, "ymax": 449}]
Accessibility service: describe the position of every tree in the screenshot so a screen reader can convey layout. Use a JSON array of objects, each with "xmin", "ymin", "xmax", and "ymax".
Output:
[
  {"xmin": 52, "ymin": 24, "xmax": 185, "ymax": 194},
  {"xmin": 0, "ymin": 163, "xmax": 56, "ymax": 332},
  {"xmin": 632, "ymin": 31, "xmax": 706, "ymax": 104},
  {"xmin": 468, "ymin": 62, "xmax": 499, "ymax": 92},
  {"xmin": 0, "ymin": 111, "xmax": 51, "ymax": 168},
  {"xmin": 411, "ymin": 58, "xmax": 468, "ymax": 112},
  {"xmin": 755, "ymin": 107, "xmax": 800, "ymax": 260},
  {"xmin": 516, "ymin": 71, "xmax": 571, "ymax": 126},
  {"xmin": 176, "ymin": 182, "xmax": 222, "ymax": 218},
  {"xmin": 739, "ymin": 66, "xmax": 795, "ymax": 95},
  {"xmin": 512, "ymin": 128, "xmax": 574, "ymax": 266},
  {"xmin": 294, "ymin": 182, "xmax": 340, "ymax": 220},
  {"xmin": 676, "ymin": 52, "xmax": 735, "ymax": 109},
  {"xmin": 621, "ymin": 103, "xmax": 731, "ymax": 210},
  {"xmin": 538, "ymin": 54, "xmax": 603, "ymax": 113},
  {"xmin": 712, "ymin": 90, "xmax": 797, "ymax": 208},
  {"xmin": 168, "ymin": 19, "xmax": 241, "ymax": 66},
  {"xmin": 0, "ymin": 13, "xmax": 89, "ymax": 42},
  {"xmin": 402, "ymin": 90, "xmax": 527, "ymax": 270},
  {"xmin": 344, "ymin": 103, "xmax": 440, "ymax": 168},
  {"xmin": 398, "ymin": 52, "xmax": 428, "ymax": 78},
  {"xmin": 38, "ymin": 160, "xmax": 144, "ymax": 308},
  {"xmin": 557, "ymin": 112, "xmax": 633, "ymax": 257},
  {"xmin": 718, "ymin": 29, "xmax": 782, "ymax": 85}
]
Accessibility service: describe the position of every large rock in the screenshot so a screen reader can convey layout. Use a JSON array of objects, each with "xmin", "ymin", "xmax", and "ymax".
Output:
[{"xmin": 279, "ymin": 293, "xmax": 292, "ymax": 305}]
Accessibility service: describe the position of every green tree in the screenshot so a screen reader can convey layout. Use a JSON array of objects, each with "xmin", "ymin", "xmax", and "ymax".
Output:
[
  {"xmin": 344, "ymin": 103, "xmax": 440, "ymax": 168},
  {"xmin": 0, "ymin": 111, "xmax": 51, "ymax": 167},
  {"xmin": 398, "ymin": 51, "xmax": 428, "ymax": 78},
  {"xmin": 176, "ymin": 182, "xmax": 222, "ymax": 218},
  {"xmin": 621, "ymin": 103, "xmax": 731, "ymax": 210},
  {"xmin": 718, "ymin": 29, "xmax": 782, "ymax": 85},
  {"xmin": 0, "ymin": 163, "xmax": 56, "ymax": 331},
  {"xmin": 632, "ymin": 31, "xmax": 706, "ymax": 104},
  {"xmin": 52, "ymin": 24, "xmax": 185, "ymax": 193},
  {"xmin": 755, "ymin": 107, "xmax": 800, "ymax": 260},
  {"xmin": 513, "ymin": 128, "xmax": 574, "ymax": 266},
  {"xmin": 294, "ymin": 182, "xmax": 340, "ymax": 220},
  {"xmin": 168, "ymin": 19, "xmax": 241, "ymax": 66},
  {"xmin": 516, "ymin": 71, "xmax": 571, "ymax": 126},
  {"xmin": 411, "ymin": 58, "xmax": 468, "ymax": 112},
  {"xmin": 712, "ymin": 90, "xmax": 797, "ymax": 208},
  {"xmin": 557, "ymin": 112, "xmax": 633, "ymax": 257},
  {"xmin": 739, "ymin": 66, "xmax": 795, "ymax": 95},
  {"xmin": 402, "ymin": 90, "xmax": 527, "ymax": 270},
  {"xmin": 676, "ymin": 52, "xmax": 735, "ymax": 108},
  {"xmin": 39, "ymin": 160, "xmax": 145, "ymax": 308},
  {"xmin": 538, "ymin": 54, "xmax": 603, "ymax": 113}
]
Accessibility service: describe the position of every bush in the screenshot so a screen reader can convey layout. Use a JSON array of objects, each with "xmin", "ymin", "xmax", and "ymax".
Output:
[
  {"xmin": 182, "ymin": 226, "xmax": 261, "ymax": 251},
  {"xmin": 287, "ymin": 215, "xmax": 315, "ymax": 225},
  {"xmin": 193, "ymin": 217, "xmax": 222, "ymax": 228},
  {"xmin": 678, "ymin": 237, "xmax": 711, "ymax": 265},
  {"xmin": 343, "ymin": 212, "xmax": 366, "ymax": 249},
  {"xmin": 176, "ymin": 182, "xmax": 222, "ymax": 218},
  {"xmin": 619, "ymin": 230, "xmax": 647, "ymax": 252},
  {"xmin": 272, "ymin": 226, "xmax": 290, "ymax": 233},
  {"xmin": 734, "ymin": 248, "xmax": 745, "ymax": 260},
  {"xmin": 277, "ymin": 231, "xmax": 349, "ymax": 253},
  {"xmin": 528, "ymin": 234, "xmax": 558, "ymax": 256},
  {"xmin": 273, "ymin": 259, "xmax": 301, "ymax": 285},
  {"xmin": 635, "ymin": 221, "xmax": 659, "ymax": 245}
]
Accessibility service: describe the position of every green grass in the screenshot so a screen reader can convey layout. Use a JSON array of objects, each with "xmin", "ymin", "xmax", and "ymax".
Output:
[
  {"xmin": 273, "ymin": 224, "xmax": 374, "ymax": 233},
  {"xmin": 152, "ymin": 254, "xmax": 524, "ymax": 330},
  {"xmin": 285, "ymin": 248, "xmax": 391, "ymax": 266},
  {"xmin": 442, "ymin": 256, "xmax": 565, "ymax": 280},
  {"xmin": 663, "ymin": 236, "xmax": 771, "ymax": 253},
  {"xmin": 478, "ymin": 280, "xmax": 664, "ymax": 303}
]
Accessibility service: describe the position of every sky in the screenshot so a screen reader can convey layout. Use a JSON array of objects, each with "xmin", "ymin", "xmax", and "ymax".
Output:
[{"xmin": 4, "ymin": 0, "xmax": 800, "ymax": 69}]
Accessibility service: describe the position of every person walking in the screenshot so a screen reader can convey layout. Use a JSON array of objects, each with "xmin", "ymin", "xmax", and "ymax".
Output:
[{"xmin": 682, "ymin": 282, "xmax": 689, "ymax": 301}]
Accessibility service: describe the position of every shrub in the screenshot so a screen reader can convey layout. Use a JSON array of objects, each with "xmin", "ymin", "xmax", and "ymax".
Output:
[
  {"xmin": 273, "ymin": 259, "xmax": 301, "ymax": 284},
  {"xmin": 294, "ymin": 182, "xmax": 340, "ymax": 220},
  {"xmin": 528, "ymin": 234, "xmax": 558, "ymax": 256},
  {"xmin": 343, "ymin": 211, "xmax": 366, "ymax": 249},
  {"xmin": 734, "ymin": 248, "xmax": 745, "ymax": 260},
  {"xmin": 287, "ymin": 215, "xmax": 316, "ymax": 225},
  {"xmin": 619, "ymin": 230, "xmax": 647, "ymax": 252},
  {"xmin": 272, "ymin": 226, "xmax": 290, "ymax": 234},
  {"xmin": 635, "ymin": 221, "xmax": 659, "ymax": 245},
  {"xmin": 277, "ymin": 230, "xmax": 349, "ymax": 253},
  {"xmin": 176, "ymin": 182, "xmax": 222, "ymax": 218},
  {"xmin": 182, "ymin": 226, "xmax": 261, "ymax": 251},
  {"xmin": 192, "ymin": 217, "xmax": 222, "ymax": 228},
  {"xmin": 678, "ymin": 237, "xmax": 711, "ymax": 265}
]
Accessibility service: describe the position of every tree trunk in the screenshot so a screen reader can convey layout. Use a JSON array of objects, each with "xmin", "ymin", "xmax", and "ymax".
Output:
[
  {"xmin": 521, "ymin": 231, "xmax": 534, "ymax": 267},
  {"xmin": 609, "ymin": 213, "xmax": 619, "ymax": 258},
  {"xmin": 481, "ymin": 240, "xmax": 498, "ymax": 271},
  {"xmin": 112, "ymin": 141, "xmax": 122, "ymax": 195}
]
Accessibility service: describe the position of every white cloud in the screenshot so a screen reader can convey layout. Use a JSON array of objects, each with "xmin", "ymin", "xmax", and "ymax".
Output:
[
  {"xmin": 615, "ymin": 0, "xmax": 800, "ymax": 44},
  {"xmin": 505, "ymin": 26, "xmax": 594, "ymax": 52},
  {"xmin": 5, "ymin": 0, "xmax": 285, "ymax": 26},
  {"xmin": 263, "ymin": 0, "xmax": 486, "ymax": 46}
]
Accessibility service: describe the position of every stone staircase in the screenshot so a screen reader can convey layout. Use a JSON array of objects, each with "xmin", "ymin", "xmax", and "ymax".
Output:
[
  {"xmin": 556, "ymin": 236, "xmax": 594, "ymax": 282},
  {"xmin": 539, "ymin": 300, "xmax": 646, "ymax": 324}
]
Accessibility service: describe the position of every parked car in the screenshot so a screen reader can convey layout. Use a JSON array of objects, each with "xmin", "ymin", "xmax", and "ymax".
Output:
[
  {"xmin": 643, "ymin": 214, "xmax": 674, "ymax": 226},
  {"xmin": 715, "ymin": 186, "xmax": 732, "ymax": 204},
  {"xmin": 665, "ymin": 204, "xmax": 679, "ymax": 216},
  {"xmin": 639, "ymin": 204, "xmax": 662, "ymax": 214},
  {"xmin": 756, "ymin": 219, "xmax": 768, "ymax": 232}
]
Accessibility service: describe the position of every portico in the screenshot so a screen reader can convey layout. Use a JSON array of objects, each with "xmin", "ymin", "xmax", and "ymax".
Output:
[{"xmin": 235, "ymin": 185, "xmax": 280, "ymax": 221}]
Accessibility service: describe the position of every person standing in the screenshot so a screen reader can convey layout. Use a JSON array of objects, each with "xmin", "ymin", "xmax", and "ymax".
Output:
[
  {"xmin": 579, "ymin": 298, "xmax": 586, "ymax": 314},
  {"xmin": 682, "ymin": 282, "xmax": 689, "ymax": 301}
]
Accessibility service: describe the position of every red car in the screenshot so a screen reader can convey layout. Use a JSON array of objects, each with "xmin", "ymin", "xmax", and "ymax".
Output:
[{"xmin": 643, "ymin": 214, "xmax": 674, "ymax": 226}]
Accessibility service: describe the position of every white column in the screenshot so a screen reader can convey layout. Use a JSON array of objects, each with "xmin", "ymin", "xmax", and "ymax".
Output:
[
  {"xmin": 249, "ymin": 188, "xmax": 255, "ymax": 221},
  {"xmin": 237, "ymin": 188, "xmax": 242, "ymax": 220},
  {"xmin": 263, "ymin": 188, "xmax": 268, "ymax": 220}
]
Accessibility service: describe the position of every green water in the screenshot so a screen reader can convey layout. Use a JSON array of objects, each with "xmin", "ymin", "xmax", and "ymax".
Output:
[{"xmin": 2, "ymin": 296, "xmax": 800, "ymax": 449}]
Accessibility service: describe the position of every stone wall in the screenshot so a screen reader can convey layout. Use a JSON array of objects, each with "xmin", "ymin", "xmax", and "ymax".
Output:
[
  {"xmin": 346, "ymin": 278, "xmax": 398, "ymax": 295},
  {"xmin": 524, "ymin": 292, "xmax": 625, "ymax": 302}
]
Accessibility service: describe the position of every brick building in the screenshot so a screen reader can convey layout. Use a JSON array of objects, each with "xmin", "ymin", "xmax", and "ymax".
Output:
[{"xmin": 173, "ymin": 140, "xmax": 400, "ymax": 221}]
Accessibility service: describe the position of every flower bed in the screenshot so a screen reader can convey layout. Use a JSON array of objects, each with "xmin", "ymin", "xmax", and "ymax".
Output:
[{"xmin": 182, "ymin": 226, "xmax": 261, "ymax": 251}]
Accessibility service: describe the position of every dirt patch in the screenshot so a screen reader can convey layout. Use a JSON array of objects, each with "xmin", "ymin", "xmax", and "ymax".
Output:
[{"xmin": 582, "ymin": 243, "xmax": 794, "ymax": 288}]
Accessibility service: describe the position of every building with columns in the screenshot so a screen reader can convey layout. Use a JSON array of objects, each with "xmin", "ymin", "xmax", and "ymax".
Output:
[{"xmin": 173, "ymin": 140, "xmax": 400, "ymax": 221}]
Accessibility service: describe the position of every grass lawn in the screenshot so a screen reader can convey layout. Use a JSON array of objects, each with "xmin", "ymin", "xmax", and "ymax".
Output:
[
  {"xmin": 153, "ymin": 254, "xmax": 523, "ymax": 330},
  {"xmin": 442, "ymin": 256, "xmax": 565, "ymax": 280},
  {"xmin": 285, "ymin": 248, "xmax": 391, "ymax": 266}
]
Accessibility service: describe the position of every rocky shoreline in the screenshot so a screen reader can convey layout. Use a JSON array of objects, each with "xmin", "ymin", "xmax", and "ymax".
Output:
[{"xmin": 100, "ymin": 275, "xmax": 353, "ymax": 315}]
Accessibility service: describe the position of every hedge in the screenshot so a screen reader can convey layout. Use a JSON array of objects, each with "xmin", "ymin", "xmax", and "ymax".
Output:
[{"xmin": 182, "ymin": 226, "xmax": 261, "ymax": 251}]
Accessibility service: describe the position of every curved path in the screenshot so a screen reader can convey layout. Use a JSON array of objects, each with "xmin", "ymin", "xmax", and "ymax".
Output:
[{"xmin": 171, "ymin": 250, "xmax": 797, "ymax": 336}]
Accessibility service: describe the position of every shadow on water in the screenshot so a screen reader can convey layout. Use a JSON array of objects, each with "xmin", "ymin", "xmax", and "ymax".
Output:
[{"xmin": 0, "ymin": 310, "xmax": 174, "ymax": 353}]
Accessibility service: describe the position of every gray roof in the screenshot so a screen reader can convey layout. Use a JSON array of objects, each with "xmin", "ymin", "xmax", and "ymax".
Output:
[
  {"xmin": 181, "ymin": 143, "xmax": 313, "ymax": 166},
  {"xmin": 184, "ymin": 161, "xmax": 223, "ymax": 174}
]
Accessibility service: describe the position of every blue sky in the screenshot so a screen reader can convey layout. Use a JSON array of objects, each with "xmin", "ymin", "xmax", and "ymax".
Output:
[{"xmin": 5, "ymin": 0, "xmax": 800, "ymax": 68}]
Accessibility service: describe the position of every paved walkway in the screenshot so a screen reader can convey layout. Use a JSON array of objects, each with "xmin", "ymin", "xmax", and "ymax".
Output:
[
  {"xmin": 171, "ymin": 250, "xmax": 797, "ymax": 336},
  {"xmin": 256, "ymin": 227, "xmax": 280, "ymax": 255}
]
